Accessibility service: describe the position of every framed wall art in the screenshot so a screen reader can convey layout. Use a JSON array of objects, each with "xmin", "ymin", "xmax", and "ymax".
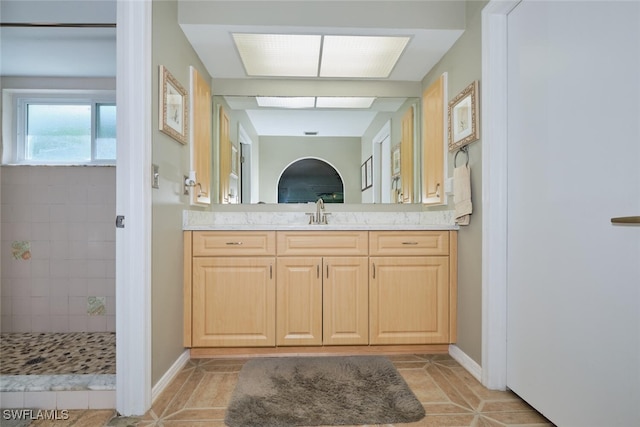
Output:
[
  {"xmin": 159, "ymin": 65, "xmax": 189, "ymax": 144},
  {"xmin": 391, "ymin": 144, "xmax": 401, "ymax": 177},
  {"xmin": 361, "ymin": 156, "xmax": 373, "ymax": 191},
  {"xmin": 448, "ymin": 80, "xmax": 480, "ymax": 151}
]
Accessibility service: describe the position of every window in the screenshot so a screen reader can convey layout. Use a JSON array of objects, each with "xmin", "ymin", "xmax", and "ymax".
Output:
[{"xmin": 10, "ymin": 93, "xmax": 116, "ymax": 164}]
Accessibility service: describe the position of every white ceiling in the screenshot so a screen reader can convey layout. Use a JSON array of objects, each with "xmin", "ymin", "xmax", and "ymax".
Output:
[{"xmin": 0, "ymin": 0, "xmax": 467, "ymax": 137}]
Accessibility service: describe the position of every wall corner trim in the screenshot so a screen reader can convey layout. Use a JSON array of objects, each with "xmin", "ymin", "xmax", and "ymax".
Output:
[
  {"xmin": 151, "ymin": 350, "xmax": 191, "ymax": 403},
  {"xmin": 449, "ymin": 344, "xmax": 482, "ymax": 383}
]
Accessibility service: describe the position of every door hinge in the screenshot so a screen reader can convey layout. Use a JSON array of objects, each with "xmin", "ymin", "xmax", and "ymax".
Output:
[{"xmin": 115, "ymin": 215, "xmax": 125, "ymax": 228}]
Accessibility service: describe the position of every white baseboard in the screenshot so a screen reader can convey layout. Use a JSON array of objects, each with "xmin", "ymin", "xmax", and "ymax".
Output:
[
  {"xmin": 151, "ymin": 350, "xmax": 190, "ymax": 403},
  {"xmin": 449, "ymin": 344, "xmax": 482, "ymax": 383}
]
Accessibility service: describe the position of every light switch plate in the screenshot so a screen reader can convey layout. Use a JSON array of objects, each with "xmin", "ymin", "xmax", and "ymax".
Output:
[{"xmin": 152, "ymin": 164, "xmax": 160, "ymax": 189}]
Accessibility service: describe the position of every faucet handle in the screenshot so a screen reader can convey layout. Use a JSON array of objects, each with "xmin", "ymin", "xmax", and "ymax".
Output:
[
  {"xmin": 306, "ymin": 212, "xmax": 316, "ymax": 224},
  {"xmin": 321, "ymin": 212, "xmax": 331, "ymax": 224}
]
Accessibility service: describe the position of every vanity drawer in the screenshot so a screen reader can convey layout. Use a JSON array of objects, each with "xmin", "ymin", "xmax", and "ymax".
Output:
[
  {"xmin": 277, "ymin": 231, "xmax": 368, "ymax": 256},
  {"xmin": 369, "ymin": 231, "xmax": 449, "ymax": 256},
  {"xmin": 192, "ymin": 231, "xmax": 276, "ymax": 256}
]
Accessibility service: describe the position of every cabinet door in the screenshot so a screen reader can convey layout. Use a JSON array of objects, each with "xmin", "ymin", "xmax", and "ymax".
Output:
[
  {"xmin": 190, "ymin": 67, "xmax": 211, "ymax": 205},
  {"xmin": 219, "ymin": 106, "xmax": 231, "ymax": 204},
  {"xmin": 400, "ymin": 106, "xmax": 414, "ymax": 203},
  {"xmin": 192, "ymin": 257, "xmax": 275, "ymax": 347},
  {"xmin": 422, "ymin": 74, "xmax": 445, "ymax": 205},
  {"xmin": 323, "ymin": 257, "xmax": 369, "ymax": 345},
  {"xmin": 370, "ymin": 256, "xmax": 449, "ymax": 344},
  {"xmin": 277, "ymin": 257, "xmax": 322, "ymax": 346}
]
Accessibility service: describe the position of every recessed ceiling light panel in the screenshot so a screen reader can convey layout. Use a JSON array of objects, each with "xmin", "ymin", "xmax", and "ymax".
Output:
[
  {"xmin": 315, "ymin": 97, "xmax": 376, "ymax": 109},
  {"xmin": 233, "ymin": 33, "xmax": 321, "ymax": 77},
  {"xmin": 256, "ymin": 96, "xmax": 316, "ymax": 108},
  {"xmin": 320, "ymin": 35, "xmax": 410, "ymax": 78}
]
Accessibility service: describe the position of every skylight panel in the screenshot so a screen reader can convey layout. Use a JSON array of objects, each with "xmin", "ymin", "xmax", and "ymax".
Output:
[
  {"xmin": 319, "ymin": 35, "xmax": 410, "ymax": 78},
  {"xmin": 232, "ymin": 33, "xmax": 321, "ymax": 77},
  {"xmin": 315, "ymin": 97, "xmax": 376, "ymax": 109},
  {"xmin": 256, "ymin": 96, "xmax": 316, "ymax": 108}
]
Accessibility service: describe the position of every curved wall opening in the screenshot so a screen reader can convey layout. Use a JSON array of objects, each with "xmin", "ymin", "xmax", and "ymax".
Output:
[{"xmin": 278, "ymin": 158, "xmax": 344, "ymax": 203}]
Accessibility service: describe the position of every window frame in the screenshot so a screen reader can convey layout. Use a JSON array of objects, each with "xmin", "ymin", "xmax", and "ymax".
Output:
[{"xmin": 10, "ymin": 91, "xmax": 116, "ymax": 165}]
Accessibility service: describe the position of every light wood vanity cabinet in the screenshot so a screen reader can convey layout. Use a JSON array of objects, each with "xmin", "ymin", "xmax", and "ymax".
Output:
[
  {"xmin": 277, "ymin": 231, "xmax": 369, "ymax": 346},
  {"xmin": 185, "ymin": 231, "xmax": 276, "ymax": 347},
  {"xmin": 369, "ymin": 231, "xmax": 456, "ymax": 344},
  {"xmin": 184, "ymin": 229, "xmax": 456, "ymax": 352}
]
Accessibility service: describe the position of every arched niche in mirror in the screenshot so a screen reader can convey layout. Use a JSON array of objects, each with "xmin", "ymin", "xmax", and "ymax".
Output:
[{"xmin": 278, "ymin": 158, "xmax": 344, "ymax": 203}]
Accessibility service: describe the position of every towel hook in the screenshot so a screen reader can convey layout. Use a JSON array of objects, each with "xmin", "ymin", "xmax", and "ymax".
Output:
[{"xmin": 454, "ymin": 146, "xmax": 469, "ymax": 167}]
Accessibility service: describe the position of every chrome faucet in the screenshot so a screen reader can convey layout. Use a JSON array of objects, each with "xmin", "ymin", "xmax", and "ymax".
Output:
[{"xmin": 316, "ymin": 198, "xmax": 325, "ymax": 224}]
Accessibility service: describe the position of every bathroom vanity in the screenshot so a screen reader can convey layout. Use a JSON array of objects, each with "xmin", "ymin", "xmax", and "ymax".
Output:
[{"xmin": 183, "ymin": 210, "xmax": 458, "ymax": 356}]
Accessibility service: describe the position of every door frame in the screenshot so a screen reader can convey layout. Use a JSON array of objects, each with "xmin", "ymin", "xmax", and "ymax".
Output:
[
  {"xmin": 480, "ymin": 0, "xmax": 520, "ymax": 390},
  {"xmin": 115, "ymin": 0, "xmax": 152, "ymax": 415}
]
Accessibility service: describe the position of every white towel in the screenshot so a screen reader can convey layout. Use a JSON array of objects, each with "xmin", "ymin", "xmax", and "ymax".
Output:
[{"xmin": 454, "ymin": 164, "xmax": 472, "ymax": 225}]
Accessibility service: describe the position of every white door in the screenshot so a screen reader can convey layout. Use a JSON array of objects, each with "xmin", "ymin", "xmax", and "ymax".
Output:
[{"xmin": 506, "ymin": 1, "xmax": 640, "ymax": 426}]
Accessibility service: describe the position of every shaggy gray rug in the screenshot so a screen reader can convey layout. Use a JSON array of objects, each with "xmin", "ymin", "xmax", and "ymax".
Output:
[{"xmin": 224, "ymin": 356, "xmax": 425, "ymax": 426}]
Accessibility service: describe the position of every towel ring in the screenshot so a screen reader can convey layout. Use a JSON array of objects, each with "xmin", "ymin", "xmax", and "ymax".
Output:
[{"xmin": 454, "ymin": 146, "xmax": 469, "ymax": 167}]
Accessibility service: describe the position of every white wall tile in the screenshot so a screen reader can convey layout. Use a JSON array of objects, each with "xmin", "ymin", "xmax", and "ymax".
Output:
[
  {"xmin": 31, "ymin": 224, "xmax": 51, "ymax": 241},
  {"xmin": 12, "ymin": 297, "xmax": 31, "ymax": 316},
  {"xmin": 50, "ymin": 279, "xmax": 69, "ymax": 296},
  {"xmin": 12, "ymin": 315, "xmax": 32, "ymax": 332},
  {"xmin": 105, "ymin": 297, "xmax": 115, "ymax": 316},
  {"xmin": 31, "ymin": 260, "xmax": 50, "ymax": 279},
  {"xmin": 49, "ymin": 223, "xmax": 69, "ymax": 241},
  {"xmin": 68, "ymin": 315, "xmax": 88, "ymax": 332},
  {"xmin": 49, "ymin": 241, "xmax": 69, "ymax": 260},
  {"xmin": 11, "ymin": 279, "xmax": 31, "ymax": 297},
  {"xmin": 69, "ymin": 297, "xmax": 87, "ymax": 315},
  {"xmin": 50, "ymin": 316, "xmax": 70, "ymax": 332},
  {"xmin": 1, "ymin": 316, "xmax": 14, "ymax": 332},
  {"xmin": 31, "ymin": 278, "xmax": 51, "ymax": 297},
  {"xmin": 67, "ymin": 279, "xmax": 87, "ymax": 297},
  {"xmin": 29, "ymin": 241, "xmax": 51, "ymax": 260},
  {"xmin": 49, "ymin": 260, "xmax": 69, "ymax": 278},
  {"xmin": 106, "ymin": 315, "xmax": 116, "ymax": 332},
  {"xmin": 88, "ymin": 390, "xmax": 115, "ymax": 409},
  {"xmin": 68, "ymin": 260, "xmax": 88, "ymax": 278},
  {"xmin": 1, "ymin": 296, "xmax": 13, "ymax": 315},
  {"xmin": 31, "ymin": 297, "xmax": 50, "ymax": 314},
  {"xmin": 87, "ymin": 316, "xmax": 106, "ymax": 332},
  {"xmin": 50, "ymin": 296, "xmax": 68, "ymax": 315},
  {"xmin": 24, "ymin": 391, "xmax": 57, "ymax": 409},
  {"xmin": 0, "ymin": 391, "xmax": 25, "ymax": 408},
  {"xmin": 2, "ymin": 166, "xmax": 115, "ymax": 332},
  {"xmin": 31, "ymin": 206, "xmax": 50, "ymax": 223},
  {"xmin": 49, "ymin": 205, "xmax": 68, "ymax": 222},
  {"xmin": 56, "ymin": 391, "xmax": 89, "ymax": 409},
  {"xmin": 86, "ymin": 260, "xmax": 107, "ymax": 278},
  {"xmin": 31, "ymin": 315, "xmax": 52, "ymax": 332}
]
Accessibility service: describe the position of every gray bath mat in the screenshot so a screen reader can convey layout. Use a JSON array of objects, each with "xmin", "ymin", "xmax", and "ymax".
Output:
[{"xmin": 224, "ymin": 355, "xmax": 425, "ymax": 426}]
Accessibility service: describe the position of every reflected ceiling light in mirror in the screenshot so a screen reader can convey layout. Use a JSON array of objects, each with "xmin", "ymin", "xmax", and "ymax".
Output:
[
  {"xmin": 232, "ymin": 33, "xmax": 321, "ymax": 77},
  {"xmin": 256, "ymin": 96, "xmax": 316, "ymax": 108},
  {"xmin": 316, "ymin": 97, "xmax": 376, "ymax": 109},
  {"xmin": 319, "ymin": 35, "xmax": 410, "ymax": 78}
]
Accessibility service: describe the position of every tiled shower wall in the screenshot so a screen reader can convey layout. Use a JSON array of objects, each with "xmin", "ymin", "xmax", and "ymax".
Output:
[{"xmin": 0, "ymin": 166, "xmax": 115, "ymax": 333}]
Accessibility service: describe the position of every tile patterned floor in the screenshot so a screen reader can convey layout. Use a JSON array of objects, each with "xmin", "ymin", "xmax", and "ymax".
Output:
[
  {"xmin": 21, "ymin": 354, "xmax": 554, "ymax": 427},
  {"xmin": 0, "ymin": 333, "xmax": 116, "ymax": 375}
]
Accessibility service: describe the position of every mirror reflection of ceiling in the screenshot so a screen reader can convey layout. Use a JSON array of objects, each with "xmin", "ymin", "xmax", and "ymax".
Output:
[
  {"xmin": 223, "ymin": 96, "xmax": 409, "ymax": 137},
  {"xmin": 179, "ymin": 1, "xmax": 465, "ymax": 138}
]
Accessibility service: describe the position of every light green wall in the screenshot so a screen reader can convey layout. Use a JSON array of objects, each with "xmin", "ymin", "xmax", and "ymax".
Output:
[
  {"xmin": 258, "ymin": 136, "xmax": 361, "ymax": 204},
  {"xmin": 151, "ymin": 0, "xmax": 212, "ymax": 386},
  {"xmin": 422, "ymin": 0, "xmax": 487, "ymax": 365}
]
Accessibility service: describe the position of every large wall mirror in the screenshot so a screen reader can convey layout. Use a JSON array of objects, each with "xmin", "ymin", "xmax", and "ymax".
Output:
[{"xmin": 215, "ymin": 94, "xmax": 422, "ymax": 205}]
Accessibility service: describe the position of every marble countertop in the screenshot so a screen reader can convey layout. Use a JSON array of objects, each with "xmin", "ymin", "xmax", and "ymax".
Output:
[{"xmin": 183, "ymin": 210, "xmax": 458, "ymax": 231}]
